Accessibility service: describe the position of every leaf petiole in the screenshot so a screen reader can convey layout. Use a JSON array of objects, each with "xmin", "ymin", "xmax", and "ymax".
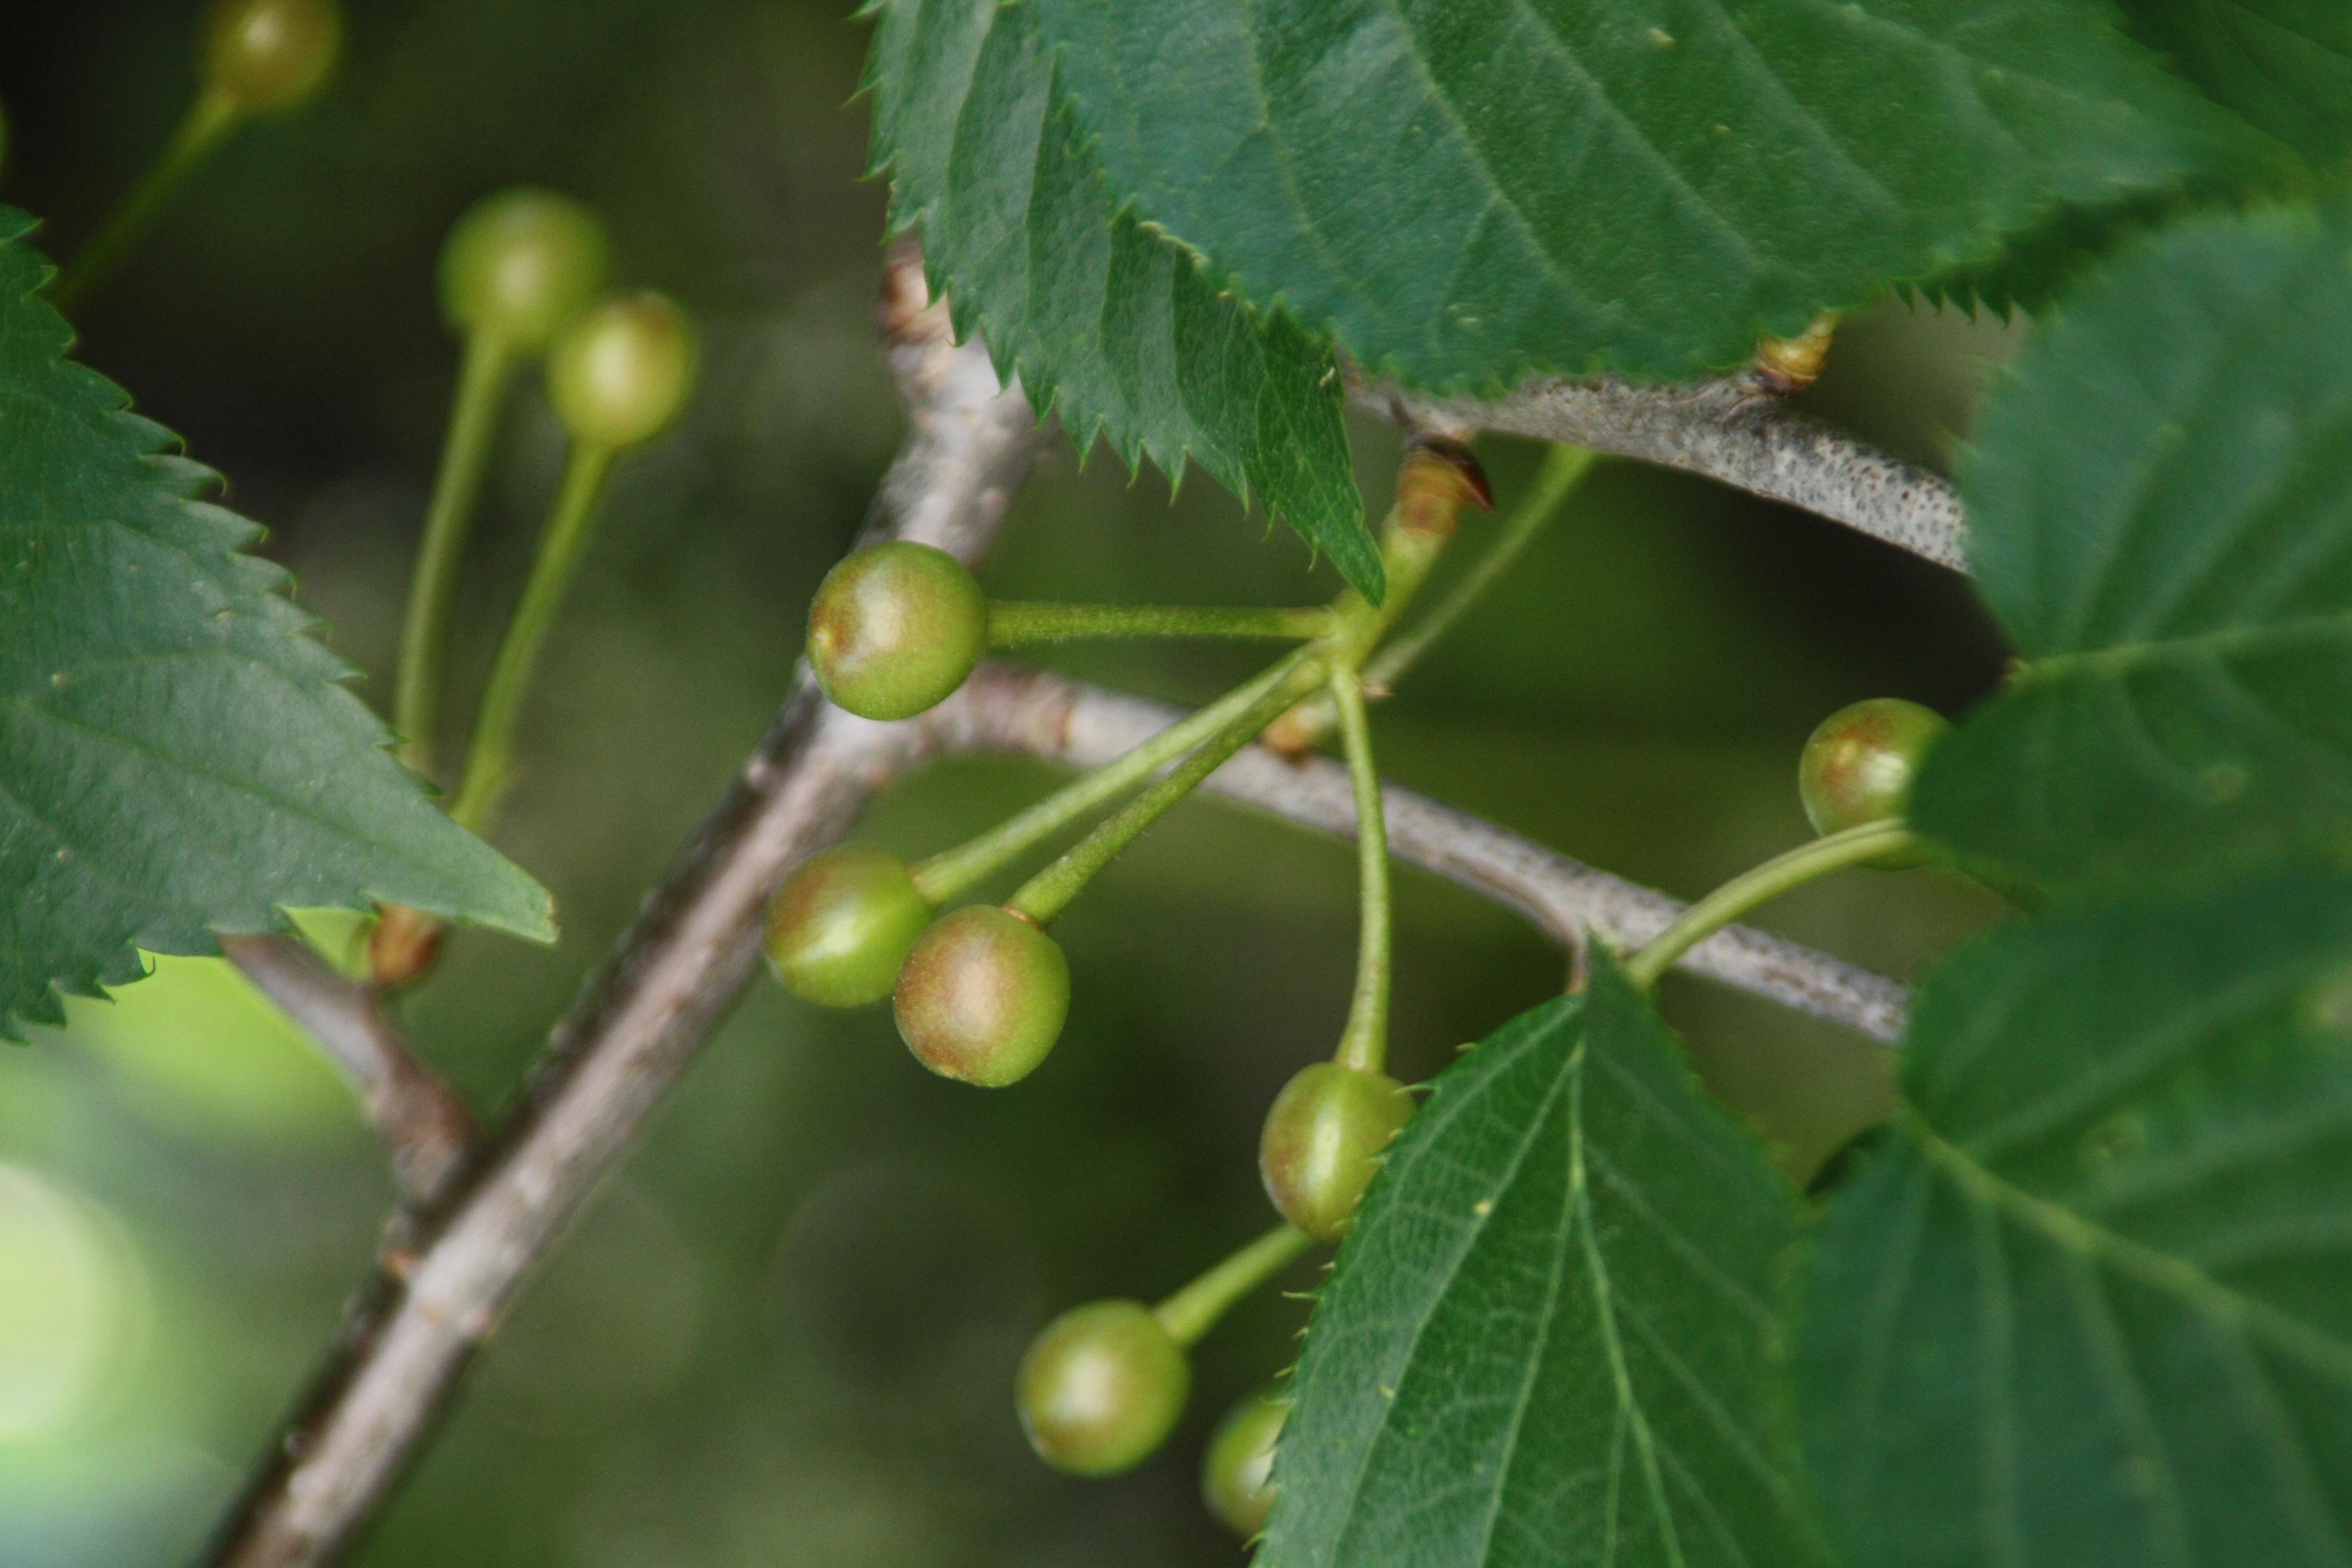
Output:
[
  {"xmin": 1153, "ymin": 1223, "xmax": 1315, "ymax": 1348},
  {"xmin": 1624, "ymin": 820, "xmax": 1917, "ymax": 990}
]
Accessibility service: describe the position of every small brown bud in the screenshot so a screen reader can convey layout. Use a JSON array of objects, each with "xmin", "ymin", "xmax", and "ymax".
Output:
[
  {"xmin": 1750, "ymin": 311, "xmax": 1839, "ymax": 395},
  {"xmin": 368, "ymin": 905, "xmax": 445, "ymax": 989},
  {"xmin": 1393, "ymin": 438, "xmax": 1494, "ymax": 535}
]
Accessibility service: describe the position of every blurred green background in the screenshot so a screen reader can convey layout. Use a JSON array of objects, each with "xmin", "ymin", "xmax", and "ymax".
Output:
[{"xmin": 0, "ymin": 3, "xmax": 2017, "ymax": 1562}]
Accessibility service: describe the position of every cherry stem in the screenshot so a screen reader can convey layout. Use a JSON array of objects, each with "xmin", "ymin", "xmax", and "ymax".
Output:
[
  {"xmin": 395, "ymin": 330, "xmax": 520, "ymax": 781},
  {"xmin": 1281, "ymin": 444, "xmax": 1592, "ymax": 749},
  {"xmin": 1004, "ymin": 655, "xmax": 1329, "ymax": 927},
  {"xmin": 1364, "ymin": 443, "xmax": 1593, "ymax": 692},
  {"xmin": 1329, "ymin": 669, "xmax": 1392, "ymax": 1076},
  {"xmin": 1153, "ymin": 1223, "xmax": 1314, "ymax": 1349},
  {"xmin": 1260, "ymin": 448, "xmax": 1482, "ymax": 752},
  {"xmin": 51, "ymin": 90, "xmax": 243, "ymax": 316},
  {"xmin": 922, "ymin": 446, "xmax": 1487, "ymax": 929},
  {"xmin": 1327, "ymin": 511, "xmax": 1451, "ymax": 667},
  {"xmin": 448, "ymin": 440, "xmax": 617, "ymax": 832},
  {"xmin": 986, "ymin": 602, "xmax": 1336, "ymax": 646},
  {"xmin": 1624, "ymin": 820, "xmax": 1917, "ymax": 990},
  {"xmin": 911, "ymin": 644, "xmax": 1323, "ymax": 905}
]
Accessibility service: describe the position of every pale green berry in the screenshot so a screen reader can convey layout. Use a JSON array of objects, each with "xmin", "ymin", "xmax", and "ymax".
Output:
[
  {"xmin": 806, "ymin": 542, "xmax": 987, "ymax": 721},
  {"xmin": 1202, "ymin": 1386, "xmax": 1287, "ymax": 1537},
  {"xmin": 1259, "ymin": 1061, "xmax": 1414, "ymax": 1243},
  {"xmin": 892, "ymin": 905, "xmax": 1069, "ymax": 1086},
  {"xmin": 547, "ymin": 292, "xmax": 696, "ymax": 449},
  {"xmin": 764, "ymin": 846, "xmax": 934, "ymax": 1008},
  {"xmin": 439, "ymin": 189, "xmax": 610, "ymax": 350},
  {"xmin": 1798, "ymin": 697, "xmax": 1948, "ymax": 866},
  {"xmin": 1016, "ymin": 1300, "xmax": 1190, "ymax": 1477},
  {"xmin": 200, "ymin": 0, "xmax": 341, "ymax": 112}
]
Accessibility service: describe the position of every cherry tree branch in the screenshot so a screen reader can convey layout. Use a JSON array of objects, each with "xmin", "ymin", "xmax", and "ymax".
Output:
[
  {"xmin": 218, "ymin": 935, "xmax": 476, "ymax": 1205},
  {"xmin": 208, "ymin": 258, "xmax": 1921, "ymax": 1568},
  {"xmin": 928, "ymin": 666, "xmax": 1908, "ymax": 1043},
  {"xmin": 1359, "ymin": 372, "xmax": 1970, "ymax": 572},
  {"xmin": 216, "ymin": 649, "xmax": 1906, "ymax": 1566},
  {"xmin": 198, "ymin": 249, "xmax": 1041, "ymax": 1568}
]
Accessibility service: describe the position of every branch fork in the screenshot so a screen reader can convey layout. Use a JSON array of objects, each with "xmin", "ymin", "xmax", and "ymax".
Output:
[{"xmin": 217, "ymin": 935, "xmax": 474, "ymax": 1206}]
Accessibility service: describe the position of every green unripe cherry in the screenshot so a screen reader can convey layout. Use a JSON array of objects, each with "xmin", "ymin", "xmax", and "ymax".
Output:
[
  {"xmin": 200, "ymin": 0, "xmax": 341, "ymax": 113},
  {"xmin": 438, "ymin": 189, "xmax": 611, "ymax": 351},
  {"xmin": 807, "ymin": 542, "xmax": 987, "ymax": 721},
  {"xmin": 1260, "ymin": 1061, "xmax": 1415, "ymax": 1243},
  {"xmin": 547, "ymin": 292, "xmax": 696, "ymax": 449},
  {"xmin": 1016, "ymin": 1300, "xmax": 1190, "ymax": 1477},
  {"xmin": 1798, "ymin": 697, "xmax": 1949, "ymax": 854},
  {"xmin": 764, "ymin": 845, "xmax": 934, "ymax": 1008},
  {"xmin": 1202, "ymin": 1386, "xmax": 1287, "ymax": 1537},
  {"xmin": 893, "ymin": 905, "xmax": 1070, "ymax": 1086}
]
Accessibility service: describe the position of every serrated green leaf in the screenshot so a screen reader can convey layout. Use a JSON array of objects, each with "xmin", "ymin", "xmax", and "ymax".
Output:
[
  {"xmin": 1908, "ymin": 188, "xmax": 2196, "ymax": 319},
  {"xmin": 2122, "ymin": 1, "xmax": 2352, "ymax": 168},
  {"xmin": 1914, "ymin": 198, "xmax": 2352, "ymax": 899},
  {"xmin": 1024, "ymin": 0, "xmax": 2267, "ymax": 390},
  {"xmin": 0, "ymin": 208, "xmax": 553, "ymax": 1038},
  {"xmin": 1261, "ymin": 956, "xmax": 1825, "ymax": 1568},
  {"xmin": 860, "ymin": 0, "xmax": 1377, "ymax": 599},
  {"xmin": 1801, "ymin": 870, "xmax": 2352, "ymax": 1568}
]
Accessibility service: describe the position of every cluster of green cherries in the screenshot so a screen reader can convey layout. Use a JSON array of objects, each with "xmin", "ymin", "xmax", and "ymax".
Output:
[
  {"xmin": 765, "ymin": 445, "xmax": 1489, "ymax": 1527},
  {"xmin": 763, "ymin": 439, "xmax": 1951, "ymax": 1528},
  {"xmin": 25, "ymin": 0, "xmax": 1957, "ymax": 1538},
  {"xmin": 371, "ymin": 188, "xmax": 698, "ymax": 980}
]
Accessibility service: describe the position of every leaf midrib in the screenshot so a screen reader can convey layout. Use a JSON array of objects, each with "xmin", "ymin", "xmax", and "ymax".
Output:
[
  {"xmin": 1573, "ymin": 1048, "xmax": 1692, "ymax": 1568},
  {"xmin": 1322, "ymin": 1020, "xmax": 1578, "ymax": 1566},
  {"xmin": 1915, "ymin": 1115, "xmax": 2352, "ymax": 1389},
  {"xmin": 4, "ymin": 682, "xmax": 406, "ymax": 853},
  {"xmin": 1465, "ymin": 1052, "xmax": 1583, "ymax": 1568},
  {"xmin": 2019, "ymin": 602, "xmax": 2352, "ymax": 683}
]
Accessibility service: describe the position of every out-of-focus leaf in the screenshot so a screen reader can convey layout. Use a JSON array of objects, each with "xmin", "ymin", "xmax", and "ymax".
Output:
[
  {"xmin": 1916, "ymin": 198, "xmax": 2352, "ymax": 897},
  {"xmin": 1803, "ymin": 869, "xmax": 2352, "ymax": 1567},
  {"xmin": 0, "ymin": 208, "xmax": 553, "ymax": 1038},
  {"xmin": 2123, "ymin": 0, "xmax": 2352, "ymax": 168}
]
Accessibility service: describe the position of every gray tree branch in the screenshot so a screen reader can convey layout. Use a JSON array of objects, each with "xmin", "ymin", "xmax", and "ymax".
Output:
[
  {"xmin": 1360, "ymin": 371, "xmax": 1970, "ymax": 571},
  {"xmin": 198, "ymin": 250, "xmax": 1040, "ymax": 1568},
  {"xmin": 928, "ymin": 666, "xmax": 1907, "ymax": 1043},
  {"xmin": 218, "ymin": 935, "xmax": 476, "ymax": 1205}
]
